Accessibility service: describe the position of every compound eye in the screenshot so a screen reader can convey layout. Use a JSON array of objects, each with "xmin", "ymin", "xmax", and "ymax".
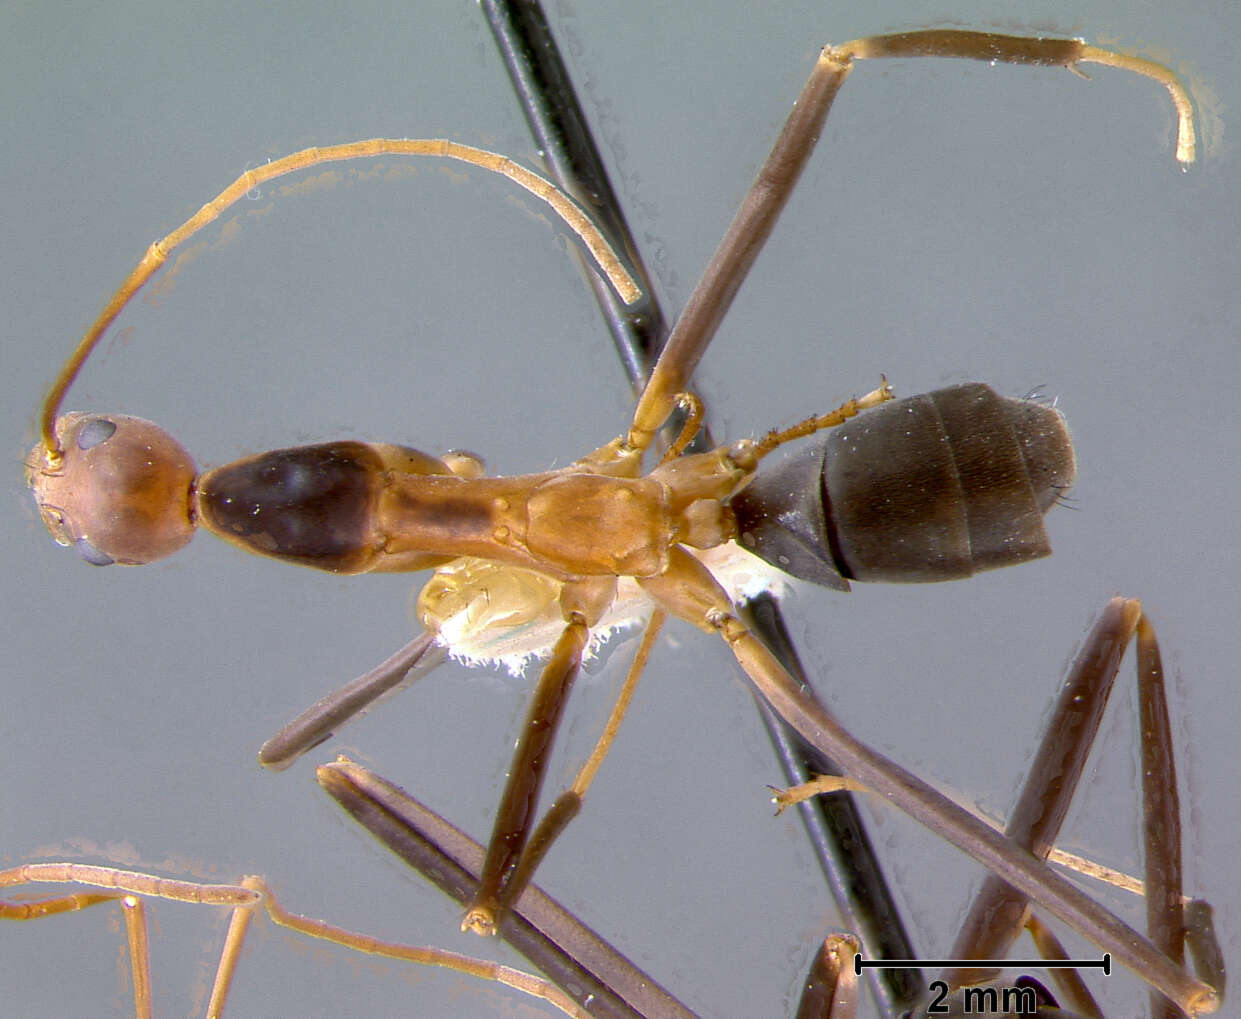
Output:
[
  {"xmin": 74, "ymin": 535, "xmax": 116, "ymax": 566},
  {"xmin": 76, "ymin": 416, "xmax": 119, "ymax": 450}
]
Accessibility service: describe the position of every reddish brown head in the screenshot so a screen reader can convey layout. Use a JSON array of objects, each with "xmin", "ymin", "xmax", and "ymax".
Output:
[{"xmin": 27, "ymin": 414, "xmax": 197, "ymax": 565}]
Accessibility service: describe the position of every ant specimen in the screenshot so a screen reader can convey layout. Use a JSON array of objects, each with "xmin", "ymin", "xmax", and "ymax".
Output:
[{"xmin": 12, "ymin": 7, "xmax": 1231, "ymax": 1017}]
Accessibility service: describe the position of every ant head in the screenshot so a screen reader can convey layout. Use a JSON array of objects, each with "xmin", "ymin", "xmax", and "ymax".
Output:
[{"xmin": 28, "ymin": 414, "xmax": 197, "ymax": 565}]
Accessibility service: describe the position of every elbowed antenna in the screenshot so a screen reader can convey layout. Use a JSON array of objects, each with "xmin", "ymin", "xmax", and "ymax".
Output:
[{"xmin": 34, "ymin": 140, "xmax": 641, "ymax": 467}]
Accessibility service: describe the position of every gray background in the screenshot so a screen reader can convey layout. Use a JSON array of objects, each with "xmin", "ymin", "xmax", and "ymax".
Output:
[{"xmin": 3, "ymin": 1, "xmax": 1237, "ymax": 1016}]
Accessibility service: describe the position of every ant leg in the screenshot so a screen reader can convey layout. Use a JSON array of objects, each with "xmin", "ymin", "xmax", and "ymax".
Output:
[
  {"xmin": 0, "ymin": 889, "xmax": 118, "ymax": 920},
  {"xmin": 836, "ymin": 31, "xmax": 1194, "ymax": 165},
  {"xmin": 464, "ymin": 577, "xmax": 617, "ymax": 935},
  {"xmin": 319, "ymin": 757, "xmax": 696, "ymax": 1018},
  {"xmin": 627, "ymin": 30, "xmax": 1194, "ymax": 454},
  {"xmin": 638, "ymin": 549, "xmax": 1217, "ymax": 1015},
  {"xmin": 496, "ymin": 611, "xmax": 666, "ymax": 917},
  {"xmin": 2, "ymin": 882, "xmax": 157, "ymax": 1019},
  {"xmin": 944, "ymin": 599, "xmax": 1141, "ymax": 981},
  {"xmin": 627, "ymin": 47, "xmax": 853, "ymax": 452},
  {"xmin": 258, "ymin": 630, "xmax": 446, "ymax": 770},
  {"xmin": 946, "ymin": 604, "xmax": 1223, "ymax": 1014},
  {"xmin": 3, "ymin": 860, "xmax": 595, "ymax": 1017},
  {"xmin": 1, "ymin": 864, "xmax": 259, "ymax": 1019},
  {"xmin": 783, "ymin": 599, "xmax": 1222, "ymax": 1014},
  {"xmin": 0, "ymin": 863, "xmax": 260, "ymax": 907},
  {"xmin": 462, "ymin": 615, "xmax": 587, "ymax": 934},
  {"xmin": 119, "ymin": 896, "xmax": 153, "ymax": 1019},
  {"xmin": 940, "ymin": 598, "xmax": 1142, "ymax": 1006}
]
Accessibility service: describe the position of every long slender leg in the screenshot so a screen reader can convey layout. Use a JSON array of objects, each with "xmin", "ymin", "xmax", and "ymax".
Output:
[
  {"xmin": 464, "ymin": 615, "xmax": 589, "ymax": 935},
  {"xmin": 626, "ymin": 46, "xmax": 852, "ymax": 450},
  {"xmin": 1, "ymin": 864, "xmax": 260, "ymax": 1019},
  {"xmin": 745, "ymin": 593, "xmax": 925, "ymax": 1014},
  {"xmin": 626, "ymin": 31, "xmax": 1194, "ymax": 451},
  {"xmin": 787, "ymin": 599, "xmax": 1221, "ymax": 1014},
  {"xmin": 254, "ymin": 876, "xmax": 592, "ymax": 1019},
  {"xmin": 0, "ymin": 891, "xmax": 118, "ymax": 919},
  {"xmin": 207, "ymin": 882, "xmax": 258, "ymax": 1018},
  {"xmin": 258, "ymin": 630, "xmax": 446, "ymax": 770},
  {"xmin": 717, "ymin": 610, "xmax": 1213, "ymax": 1015},
  {"xmin": 465, "ymin": 586, "xmax": 659, "ymax": 937},
  {"xmin": 0, "ymin": 864, "xmax": 262, "ymax": 907},
  {"xmin": 319, "ymin": 758, "xmax": 696, "ymax": 1019},
  {"xmin": 497, "ymin": 610, "xmax": 665, "ymax": 917},
  {"xmin": 944, "ymin": 598, "xmax": 1142, "ymax": 986},
  {"xmin": 638, "ymin": 549, "xmax": 1217, "ymax": 1015},
  {"xmin": 119, "ymin": 896, "xmax": 152, "ymax": 1019},
  {"xmin": 3, "ymin": 862, "xmax": 599, "ymax": 1018},
  {"xmin": 1137, "ymin": 614, "xmax": 1192, "ymax": 1019},
  {"xmin": 942, "ymin": 603, "xmax": 1214, "ymax": 1019}
]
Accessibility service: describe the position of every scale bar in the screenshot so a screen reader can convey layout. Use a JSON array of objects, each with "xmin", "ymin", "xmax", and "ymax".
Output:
[{"xmin": 854, "ymin": 953, "xmax": 1111, "ymax": 975}]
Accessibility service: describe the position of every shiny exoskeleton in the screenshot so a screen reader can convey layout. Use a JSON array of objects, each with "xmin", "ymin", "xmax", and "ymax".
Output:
[
  {"xmin": 732, "ymin": 383, "xmax": 1075, "ymax": 589},
  {"xmin": 29, "ymin": 383, "xmax": 1073, "ymax": 597}
]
